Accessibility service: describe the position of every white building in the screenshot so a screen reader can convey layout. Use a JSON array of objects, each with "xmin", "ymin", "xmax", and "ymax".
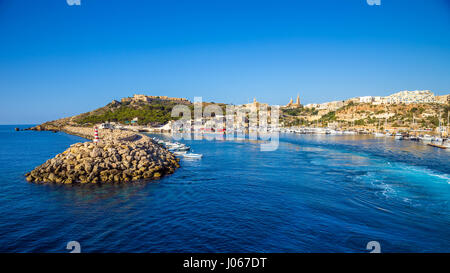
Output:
[
  {"xmin": 372, "ymin": 96, "xmax": 383, "ymax": 105},
  {"xmin": 99, "ymin": 123, "xmax": 114, "ymax": 129},
  {"xmin": 302, "ymin": 90, "xmax": 444, "ymax": 110},
  {"xmin": 384, "ymin": 90, "xmax": 435, "ymax": 104},
  {"xmin": 359, "ymin": 96, "xmax": 374, "ymax": 103},
  {"xmin": 304, "ymin": 103, "xmax": 319, "ymax": 109}
]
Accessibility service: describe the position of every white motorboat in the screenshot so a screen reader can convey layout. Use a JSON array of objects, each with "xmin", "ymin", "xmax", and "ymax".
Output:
[
  {"xmin": 421, "ymin": 135, "xmax": 433, "ymax": 142},
  {"xmin": 374, "ymin": 132, "xmax": 385, "ymax": 137},
  {"xmin": 166, "ymin": 142, "xmax": 188, "ymax": 149},
  {"xmin": 394, "ymin": 133, "xmax": 403, "ymax": 140},
  {"xmin": 176, "ymin": 145, "xmax": 190, "ymax": 151},
  {"xmin": 173, "ymin": 151, "xmax": 187, "ymax": 156},
  {"xmin": 182, "ymin": 153, "xmax": 203, "ymax": 159},
  {"xmin": 168, "ymin": 145, "xmax": 182, "ymax": 151}
]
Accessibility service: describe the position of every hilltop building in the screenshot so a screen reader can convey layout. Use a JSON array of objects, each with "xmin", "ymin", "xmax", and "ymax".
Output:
[
  {"xmin": 235, "ymin": 98, "xmax": 273, "ymax": 127},
  {"xmin": 285, "ymin": 94, "xmax": 301, "ymax": 108},
  {"xmin": 121, "ymin": 94, "xmax": 191, "ymax": 104},
  {"xmin": 243, "ymin": 98, "xmax": 269, "ymax": 111},
  {"xmin": 359, "ymin": 96, "xmax": 375, "ymax": 103},
  {"xmin": 304, "ymin": 101, "xmax": 344, "ymax": 111}
]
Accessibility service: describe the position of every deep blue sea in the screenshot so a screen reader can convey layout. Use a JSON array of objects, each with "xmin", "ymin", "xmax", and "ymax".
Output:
[{"xmin": 0, "ymin": 125, "xmax": 449, "ymax": 253}]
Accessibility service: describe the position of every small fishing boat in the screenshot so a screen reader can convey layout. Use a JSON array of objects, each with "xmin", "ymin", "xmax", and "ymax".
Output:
[
  {"xmin": 421, "ymin": 135, "xmax": 433, "ymax": 142},
  {"xmin": 173, "ymin": 151, "xmax": 187, "ymax": 156},
  {"xmin": 182, "ymin": 148, "xmax": 202, "ymax": 158},
  {"xmin": 394, "ymin": 133, "xmax": 403, "ymax": 140},
  {"xmin": 168, "ymin": 144, "xmax": 190, "ymax": 151},
  {"xmin": 165, "ymin": 142, "xmax": 182, "ymax": 148},
  {"xmin": 176, "ymin": 146, "xmax": 190, "ymax": 151},
  {"xmin": 427, "ymin": 143, "xmax": 447, "ymax": 149},
  {"xmin": 182, "ymin": 153, "xmax": 203, "ymax": 159}
]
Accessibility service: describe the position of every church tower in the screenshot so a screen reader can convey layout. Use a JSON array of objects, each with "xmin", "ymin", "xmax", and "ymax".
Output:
[
  {"xmin": 287, "ymin": 98, "xmax": 293, "ymax": 106},
  {"xmin": 295, "ymin": 94, "xmax": 300, "ymax": 106}
]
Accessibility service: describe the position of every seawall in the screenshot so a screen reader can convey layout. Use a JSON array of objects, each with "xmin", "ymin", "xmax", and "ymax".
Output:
[{"xmin": 25, "ymin": 126, "xmax": 180, "ymax": 184}]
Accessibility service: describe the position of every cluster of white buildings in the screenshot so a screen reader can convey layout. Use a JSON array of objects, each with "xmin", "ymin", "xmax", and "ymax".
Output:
[
  {"xmin": 304, "ymin": 101, "xmax": 344, "ymax": 111},
  {"xmin": 357, "ymin": 90, "xmax": 445, "ymax": 105},
  {"xmin": 304, "ymin": 90, "xmax": 448, "ymax": 111}
]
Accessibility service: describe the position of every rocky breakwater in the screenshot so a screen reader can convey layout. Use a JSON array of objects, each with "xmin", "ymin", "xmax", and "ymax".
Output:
[{"xmin": 25, "ymin": 127, "xmax": 180, "ymax": 184}]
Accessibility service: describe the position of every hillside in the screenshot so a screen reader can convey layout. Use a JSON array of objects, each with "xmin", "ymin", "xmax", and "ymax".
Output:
[
  {"xmin": 282, "ymin": 102, "xmax": 450, "ymax": 130},
  {"xmin": 29, "ymin": 95, "xmax": 192, "ymax": 131},
  {"xmin": 73, "ymin": 99, "xmax": 186, "ymax": 126},
  {"xmin": 30, "ymin": 94, "xmax": 230, "ymax": 131}
]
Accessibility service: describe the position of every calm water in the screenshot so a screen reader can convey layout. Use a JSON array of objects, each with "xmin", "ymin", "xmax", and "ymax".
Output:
[{"xmin": 0, "ymin": 125, "xmax": 449, "ymax": 253}]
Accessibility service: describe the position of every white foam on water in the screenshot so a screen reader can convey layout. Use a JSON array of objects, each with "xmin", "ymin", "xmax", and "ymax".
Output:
[{"xmin": 397, "ymin": 164, "xmax": 450, "ymax": 184}]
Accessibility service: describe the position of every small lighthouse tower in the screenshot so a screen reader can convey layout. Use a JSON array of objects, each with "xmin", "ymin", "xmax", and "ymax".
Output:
[{"xmin": 93, "ymin": 127, "xmax": 99, "ymax": 144}]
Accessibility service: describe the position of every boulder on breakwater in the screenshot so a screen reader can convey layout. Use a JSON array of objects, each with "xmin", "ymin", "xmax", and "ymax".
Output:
[{"xmin": 25, "ymin": 129, "xmax": 180, "ymax": 184}]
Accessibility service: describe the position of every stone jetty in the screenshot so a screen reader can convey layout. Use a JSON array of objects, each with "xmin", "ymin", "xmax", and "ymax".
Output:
[{"xmin": 25, "ymin": 126, "xmax": 180, "ymax": 184}]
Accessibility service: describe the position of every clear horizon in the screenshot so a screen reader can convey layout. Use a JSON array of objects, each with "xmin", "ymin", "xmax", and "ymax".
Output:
[{"xmin": 0, "ymin": 0, "xmax": 449, "ymax": 124}]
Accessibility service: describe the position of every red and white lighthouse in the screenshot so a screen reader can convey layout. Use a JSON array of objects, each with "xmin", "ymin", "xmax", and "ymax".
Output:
[{"xmin": 93, "ymin": 127, "xmax": 99, "ymax": 144}]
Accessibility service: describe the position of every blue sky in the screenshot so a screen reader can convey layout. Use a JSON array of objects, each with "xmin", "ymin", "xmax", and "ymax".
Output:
[{"xmin": 0, "ymin": 0, "xmax": 449, "ymax": 124}]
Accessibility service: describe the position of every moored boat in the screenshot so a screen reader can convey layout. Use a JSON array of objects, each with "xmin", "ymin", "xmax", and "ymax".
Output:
[
  {"xmin": 173, "ymin": 151, "xmax": 187, "ymax": 156},
  {"xmin": 182, "ymin": 153, "xmax": 203, "ymax": 159},
  {"xmin": 427, "ymin": 143, "xmax": 447, "ymax": 149},
  {"xmin": 421, "ymin": 134, "xmax": 433, "ymax": 142}
]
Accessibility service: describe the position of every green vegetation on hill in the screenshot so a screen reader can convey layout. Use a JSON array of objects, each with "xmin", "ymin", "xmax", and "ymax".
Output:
[
  {"xmin": 74, "ymin": 100, "xmax": 185, "ymax": 126},
  {"xmin": 282, "ymin": 106, "xmax": 318, "ymax": 116},
  {"xmin": 319, "ymin": 111, "xmax": 336, "ymax": 122},
  {"xmin": 72, "ymin": 98, "xmax": 229, "ymax": 126}
]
